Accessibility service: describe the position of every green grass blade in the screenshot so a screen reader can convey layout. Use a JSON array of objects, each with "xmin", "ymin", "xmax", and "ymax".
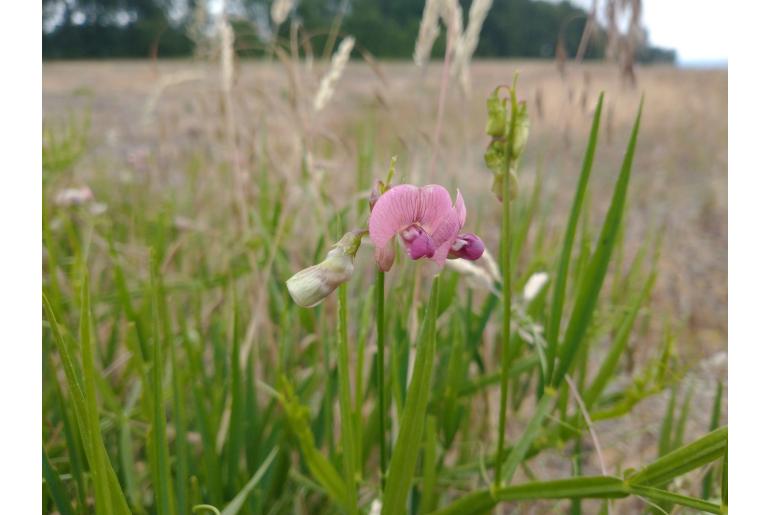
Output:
[
  {"xmin": 43, "ymin": 447, "xmax": 76, "ymax": 515},
  {"xmin": 546, "ymin": 93, "xmax": 604, "ymax": 383},
  {"xmin": 501, "ymin": 387, "xmax": 556, "ymax": 482},
  {"xmin": 382, "ymin": 276, "xmax": 439, "ymax": 515},
  {"xmin": 628, "ymin": 426, "xmax": 727, "ymax": 486},
  {"xmin": 658, "ymin": 386, "xmax": 679, "ymax": 457},
  {"xmin": 702, "ymin": 381, "xmax": 723, "ymax": 500},
  {"xmin": 336, "ymin": 283, "xmax": 359, "ymax": 513},
  {"xmin": 627, "ymin": 484, "xmax": 721, "ymax": 514},
  {"xmin": 226, "ymin": 289, "xmax": 243, "ymax": 495},
  {"xmin": 419, "ymin": 416, "xmax": 439, "ymax": 515},
  {"xmin": 432, "ymin": 476, "xmax": 628, "ymax": 515},
  {"xmin": 583, "ymin": 270, "xmax": 656, "ymax": 408},
  {"xmin": 552, "ymin": 98, "xmax": 643, "ymax": 386},
  {"xmin": 721, "ymin": 445, "xmax": 728, "ymax": 510},
  {"xmin": 279, "ymin": 377, "xmax": 348, "ymax": 508},
  {"xmin": 149, "ymin": 252, "xmax": 176, "ymax": 515},
  {"xmin": 79, "ymin": 273, "xmax": 128, "ymax": 515},
  {"xmin": 221, "ymin": 447, "xmax": 279, "ymax": 515}
]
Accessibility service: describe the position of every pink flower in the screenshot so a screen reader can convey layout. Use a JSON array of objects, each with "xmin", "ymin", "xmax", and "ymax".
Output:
[{"xmin": 368, "ymin": 184, "xmax": 485, "ymax": 271}]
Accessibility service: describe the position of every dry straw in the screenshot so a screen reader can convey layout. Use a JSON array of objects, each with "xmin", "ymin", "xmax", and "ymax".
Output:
[
  {"xmin": 271, "ymin": 0, "xmax": 294, "ymax": 26},
  {"xmin": 313, "ymin": 36, "xmax": 355, "ymax": 112},
  {"xmin": 413, "ymin": 0, "xmax": 441, "ymax": 67},
  {"xmin": 452, "ymin": 0, "xmax": 492, "ymax": 93}
]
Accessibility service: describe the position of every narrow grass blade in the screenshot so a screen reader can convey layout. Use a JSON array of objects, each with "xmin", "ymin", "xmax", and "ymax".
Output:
[
  {"xmin": 702, "ymin": 381, "xmax": 723, "ymax": 500},
  {"xmin": 221, "ymin": 447, "xmax": 278, "ymax": 515},
  {"xmin": 628, "ymin": 426, "xmax": 727, "ymax": 486},
  {"xmin": 501, "ymin": 387, "xmax": 556, "ymax": 482},
  {"xmin": 546, "ymin": 93, "xmax": 604, "ymax": 383},
  {"xmin": 658, "ymin": 386, "xmax": 678, "ymax": 457},
  {"xmin": 43, "ymin": 448, "xmax": 76, "ymax": 515},
  {"xmin": 226, "ymin": 289, "xmax": 243, "ymax": 494},
  {"xmin": 149, "ymin": 252, "xmax": 176, "ymax": 515},
  {"xmin": 721, "ymin": 445, "xmax": 727, "ymax": 510},
  {"xmin": 78, "ymin": 273, "xmax": 130, "ymax": 515},
  {"xmin": 419, "ymin": 416, "xmax": 439, "ymax": 515},
  {"xmin": 552, "ymin": 98, "xmax": 643, "ymax": 386},
  {"xmin": 583, "ymin": 270, "xmax": 656, "ymax": 408},
  {"xmin": 279, "ymin": 377, "xmax": 348, "ymax": 508},
  {"xmin": 336, "ymin": 283, "xmax": 359, "ymax": 513},
  {"xmin": 432, "ymin": 476, "xmax": 627, "ymax": 515},
  {"xmin": 382, "ymin": 277, "xmax": 440, "ymax": 515},
  {"xmin": 627, "ymin": 484, "xmax": 721, "ymax": 514}
]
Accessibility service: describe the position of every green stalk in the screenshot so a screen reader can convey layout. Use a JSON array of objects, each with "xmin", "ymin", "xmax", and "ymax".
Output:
[
  {"xmin": 376, "ymin": 269, "xmax": 387, "ymax": 491},
  {"xmin": 495, "ymin": 83, "xmax": 518, "ymax": 488},
  {"xmin": 337, "ymin": 283, "xmax": 359, "ymax": 513}
]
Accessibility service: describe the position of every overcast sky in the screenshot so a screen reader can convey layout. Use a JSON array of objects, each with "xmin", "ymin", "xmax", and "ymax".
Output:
[{"xmin": 569, "ymin": 0, "xmax": 727, "ymax": 64}]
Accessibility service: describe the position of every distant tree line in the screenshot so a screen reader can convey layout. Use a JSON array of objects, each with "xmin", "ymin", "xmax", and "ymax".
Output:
[{"xmin": 43, "ymin": 0, "xmax": 675, "ymax": 63}]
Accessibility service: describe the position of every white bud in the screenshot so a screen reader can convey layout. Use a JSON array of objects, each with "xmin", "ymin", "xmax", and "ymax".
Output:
[
  {"xmin": 286, "ymin": 230, "xmax": 364, "ymax": 308},
  {"xmin": 522, "ymin": 272, "xmax": 549, "ymax": 302}
]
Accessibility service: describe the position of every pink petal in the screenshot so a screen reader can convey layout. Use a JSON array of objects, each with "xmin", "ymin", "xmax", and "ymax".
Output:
[
  {"xmin": 401, "ymin": 224, "xmax": 436, "ymax": 259},
  {"xmin": 369, "ymin": 184, "xmax": 421, "ymax": 248},
  {"xmin": 414, "ymin": 185, "xmax": 455, "ymax": 235},
  {"xmin": 449, "ymin": 233, "xmax": 485, "ymax": 261},
  {"xmin": 375, "ymin": 241, "xmax": 395, "ymax": 272}
]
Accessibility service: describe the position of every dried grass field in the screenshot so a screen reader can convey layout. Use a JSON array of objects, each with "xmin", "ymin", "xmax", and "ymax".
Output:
[{"xmin": 42, "ymin": 58, "xmax": 727, "ymax": 513}]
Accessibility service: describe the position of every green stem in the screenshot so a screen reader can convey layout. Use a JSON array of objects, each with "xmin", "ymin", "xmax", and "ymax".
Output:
[
  {"xmin": 376, "ymin": 269, "xmax": 387, "ymax": 491},
  {"xmin": 495, "ymin": 86, "xmax": 519, "ymax": 488},
  {"xmin": 337, "ymin": 283, "xmax": 358, "ymax": 513}
]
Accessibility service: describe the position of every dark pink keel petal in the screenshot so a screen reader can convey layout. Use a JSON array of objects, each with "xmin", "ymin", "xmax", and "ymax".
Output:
[
  {"xmin": 449, "ymin": 233, "xmax": 485, "ymax": 261},
  {"xmin": 401, "ymin": 224, "xmax": 436, "ymax": 259}
]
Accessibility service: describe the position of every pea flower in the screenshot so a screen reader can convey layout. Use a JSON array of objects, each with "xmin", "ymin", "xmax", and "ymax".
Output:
[
  {"xmin": 286, "ymin": 230, "xmax": 364, "ymax": 308},
  {"xmin": 368, "ymin": 184, "xmax": 484, "ymax": 272}
]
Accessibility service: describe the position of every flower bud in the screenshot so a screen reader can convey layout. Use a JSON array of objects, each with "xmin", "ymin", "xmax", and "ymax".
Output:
[{"xmin": 286, "ymin": 230, "xmax": 364, "ymax": 308}]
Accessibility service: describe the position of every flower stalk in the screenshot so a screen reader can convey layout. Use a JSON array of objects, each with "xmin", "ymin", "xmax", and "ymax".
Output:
[{"xmin": 495, "ymin": 79, "xmax": 520, "ymax": 489}]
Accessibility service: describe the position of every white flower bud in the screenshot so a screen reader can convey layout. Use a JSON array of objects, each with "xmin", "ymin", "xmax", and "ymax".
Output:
[
  {"xmin": 522, "ymin": 271, "xmax": 549, "ymax": 302},
  {"xmin": 286, "ymin": 230, "xmax": 364, "ymax": 308}
]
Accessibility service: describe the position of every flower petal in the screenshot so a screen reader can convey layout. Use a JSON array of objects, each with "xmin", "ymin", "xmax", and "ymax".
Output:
[
  {"xmin": 401, "ymin": 224, "xmax": 436, "ymax": 260},
  {"xmin": 449, "ymin": 233, "xmax": 485, "ymax": 261},
  {"xmin": 415, "ymin": 185, "xmax": 455, "ymax": 234},
  {"xmin": 368, "ymin": 184, "xmax": 421, "ymax": 248}
]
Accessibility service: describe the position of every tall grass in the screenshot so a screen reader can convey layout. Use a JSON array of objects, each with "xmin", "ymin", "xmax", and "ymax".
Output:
[{"xmin": 42, "ymin": 15, "xmax": 726, "ymax": 515}]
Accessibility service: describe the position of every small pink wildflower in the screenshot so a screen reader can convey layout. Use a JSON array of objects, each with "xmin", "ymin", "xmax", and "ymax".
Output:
[{"xmin": 368, "ymin": 184, "xmax": 484, "ymax": 271}]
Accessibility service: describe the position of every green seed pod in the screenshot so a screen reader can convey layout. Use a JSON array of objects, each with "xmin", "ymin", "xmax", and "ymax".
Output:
[
  {"xmin": 484, "ymin": 139, "xmax": 506, "ymax": 172},
  {"xmin": 485, "ymin": 91, "xmax": 506, "ymax": 137},
  {"xmin": 512, "ymin": 101, "xmax": 530, "ymax": 160},
  {"xmin": 491, "ymin": 170, "xmax": 518, "ymax": 202}
]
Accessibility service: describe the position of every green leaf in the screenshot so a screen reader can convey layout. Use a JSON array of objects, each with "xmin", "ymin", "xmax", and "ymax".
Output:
[
  {"xmin": 552, "ymin": 98, "xmax": 643, "ymax": 386},
  {"xmin": 419, "ymin": 416, "xmax": 439, "ymax": 515},
  {"xmin": 628, "ymin": 426, "xmax": 727, "ymax": 486},
  {"xmin": 546, "ymin": 93, "xmax": 604, "ymax": 383},
  {"xmin": 702, "ymin": 381, "xmax": 723, "ymax": 500},
  {"xmin": 149, "ymin": 251, "xmax": 176, "ymax": 515},
  {"xmin": 43, "ymin": 448, "xmax": 76, "ymax": 515},
  {"xmin": 336, "ymin": 283, "xmax": 359, "ymax": 513},
  {"xmin": 627, "ymin": 484, "xmax": 721, "ymax": 514},
  {"xmin": 432, "ymin": 476, "xmax": 628, "ymax": 515},
  {"xmin": 279, "ymin": 377, "xmax": 348, "ymax": 509},
  {"xmin": 382, "ymin": 277, "xmax": 440, "ymax": 515},
  {"xmin": 78, "ymin": 273, "xmax": 131, "ymax": 515},
  {"xmin": 583, "ymin": 269, "xmax": 656, "ymax": 408},
  {"xmin": 221, "ymin": 447, "xmax": 279, "ymax": 515},
  {"xmin": 501, "ymin": 388, "xmax": 556, "ymax": 482}
]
